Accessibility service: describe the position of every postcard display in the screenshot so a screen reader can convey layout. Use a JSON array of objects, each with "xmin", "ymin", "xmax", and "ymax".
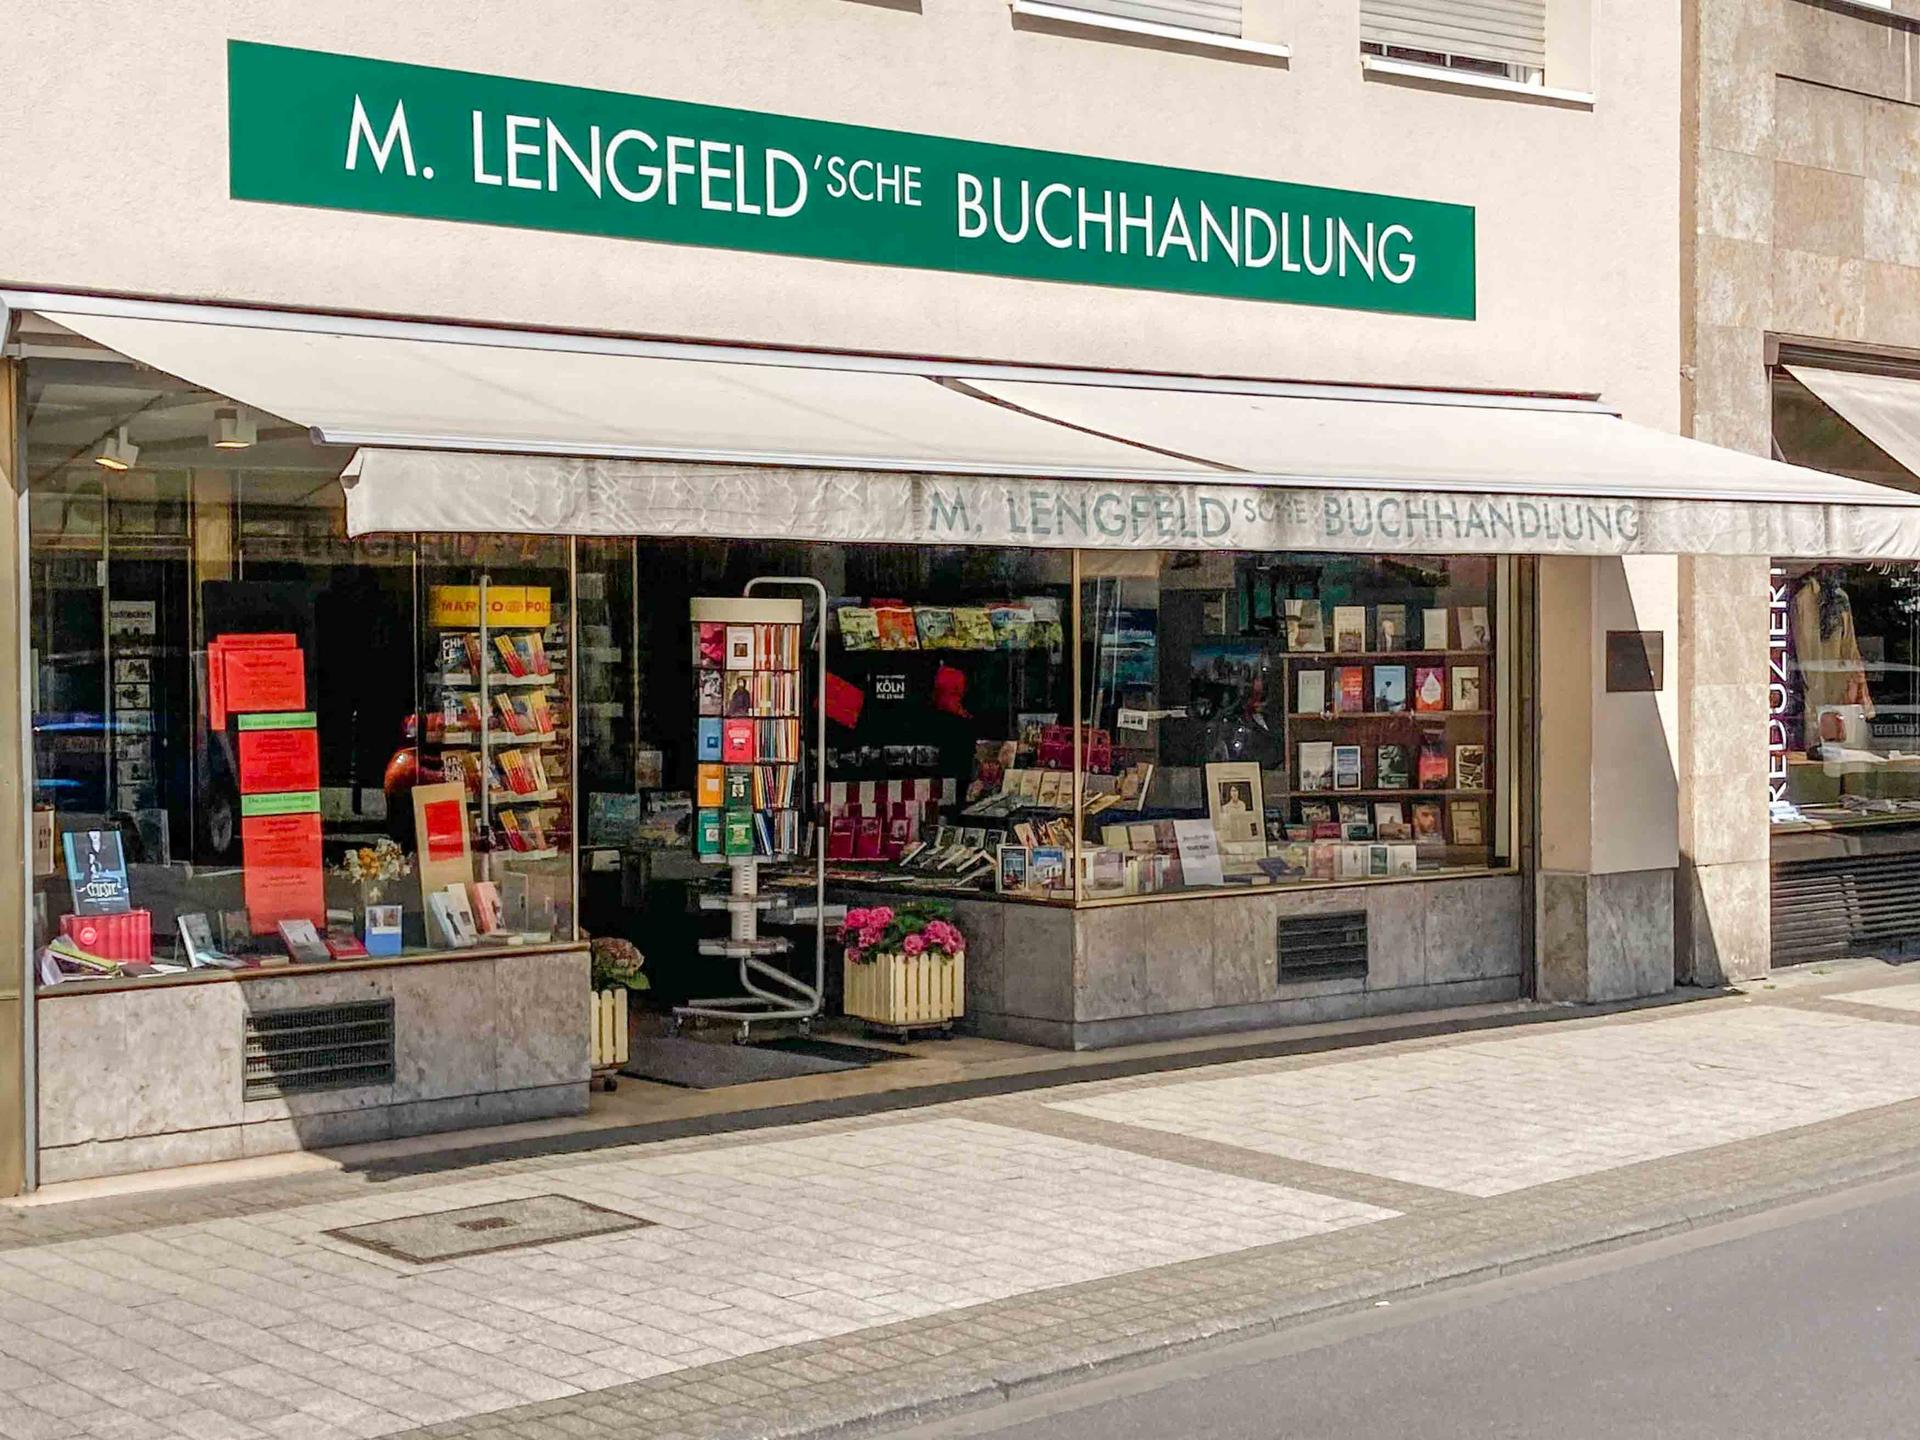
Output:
[
  {"xmin": 680, "ymin": 592, "xmax": 827, "ymax": 1037},
  {"xmin": 423, "ymin": 582, "xmax": 571, "ymax": 932}
]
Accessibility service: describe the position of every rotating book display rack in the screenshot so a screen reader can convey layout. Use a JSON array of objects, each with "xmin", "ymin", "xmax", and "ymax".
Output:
[{"xmin": 674, "ymin": 579, "xmax": 827, "ymax": 1041}]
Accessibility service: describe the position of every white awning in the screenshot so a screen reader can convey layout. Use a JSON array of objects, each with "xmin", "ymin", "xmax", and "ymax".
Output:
[
  {"xmin": 1786, "ymin": 365, "xmax": 1920, "ymax": 492},
  {"xmin": 15, "ymin": 291, "xmax": 1920, "ymax": 557}
]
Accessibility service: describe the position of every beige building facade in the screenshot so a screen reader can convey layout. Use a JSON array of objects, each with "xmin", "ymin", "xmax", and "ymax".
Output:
[
  {"xmin": 0, "ymin": 0, "xmax": 1884, "ymax": 1191},
  {"xmin": 1685, "ymin": 0, "xmax": 1920, "ymax": 983}
]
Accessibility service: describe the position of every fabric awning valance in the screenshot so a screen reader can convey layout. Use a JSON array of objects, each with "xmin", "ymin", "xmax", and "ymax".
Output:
[{"xmin": 15, "ymin": 291, "xmax": 1920, "ymax": 558}]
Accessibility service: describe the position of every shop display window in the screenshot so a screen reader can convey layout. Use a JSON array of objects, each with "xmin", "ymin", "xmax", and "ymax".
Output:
[
  {"xmin": 25, "ymin": 354, "xmax": 575, "ymax": 987},
  {"xmin": 1070, "ymin": 550, "xmax": 1510, "ymax": 897},
  {"xmin": 1769, "ymin": 368, "xmax": 1920, "ymax": 835}
]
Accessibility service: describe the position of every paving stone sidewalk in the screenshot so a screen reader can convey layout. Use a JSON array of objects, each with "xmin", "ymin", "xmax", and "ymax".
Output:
[{"xmin": 7, "ymin": 970, "xmax": 1920, "ymax": 1440}]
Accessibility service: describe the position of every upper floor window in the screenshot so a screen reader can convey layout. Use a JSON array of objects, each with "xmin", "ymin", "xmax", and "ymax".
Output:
[
  {"xmin": 1039, "ymin": 0, "xmax": 1244, "ymax": 41},
  {"xmin": 1360, "ymin": 0, "xmax": 1546, "ymax": 86}
]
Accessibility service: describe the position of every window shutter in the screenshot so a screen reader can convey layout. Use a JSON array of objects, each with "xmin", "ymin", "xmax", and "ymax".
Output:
[
  {"xmin": 1360, "ymin": 0, "xmax": 1546, "ymax": 71},
  {"xmin": 1055, "ymin": 0, "xmax": 1243, "ymax": 38}
]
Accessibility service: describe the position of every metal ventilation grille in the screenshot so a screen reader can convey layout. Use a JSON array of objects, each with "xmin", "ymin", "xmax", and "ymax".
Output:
[
  {"xmin": 243, "ymin": 999, "xmax": 395, "ymax": 1101},
  {"xmin": 1772, "ymin": 854, "xmax": 1920, "ymax": 966},
  {"xmin": 1277, "ymin": 912, "xmax": 1369, "ymax": 982}
]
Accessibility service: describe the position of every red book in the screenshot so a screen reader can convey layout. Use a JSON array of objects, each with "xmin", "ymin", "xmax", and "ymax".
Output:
[
  {"xmin": 722, "ymin": 719, "xmax": 756, "ymax": 763},
  {"xmin": 854, "ymin": 815, "xmax": 885, "ymax": 860},
  {"xmin": 1336, "ymin": 667, "xmax": 1367, "ymax": 715},
  {"xmin": 1414, "ymin": 666, "xmax": 1448, "ymax": 713},
  {"xmin": 826, "ymin": 814, "xmax": 856, "ymax": 860},
  {"xmin": 325, "ymin": 935, "xmax": 369, "ymax": 960}
]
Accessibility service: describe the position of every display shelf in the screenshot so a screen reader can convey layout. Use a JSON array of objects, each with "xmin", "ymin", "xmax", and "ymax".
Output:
[
  {"xmin": 1289, "ymin": 710, "xmax": 1492, "ymax": 720},
  {"xmin": 433, "ymin": 672, "xmax": 553, "ymax": 689},
  {"xmin": 1289, "ymin": 648, "xmax": 1491, "ymax": 662},
  {"xmin": 490, "ymin": 846, "xmax": 560, "ymax": 861},
  {"xmin": 1290, "ymin": 787, "xmax": 1488, "ymax": 798},
  {"xmin": 489, "ymin": 787, "xmax": 561, "ymax": 805},
  {"xmin": 439, "ymin": 730, "xmax": 562, "ymax": 748}
]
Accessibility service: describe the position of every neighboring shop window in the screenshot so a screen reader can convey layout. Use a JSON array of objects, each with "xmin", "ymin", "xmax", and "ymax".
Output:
[
  {"xmin": 1768, "ymin": 367, "xmax": 1920, "ymax": 834},
  {"xmin": 24, "ymin": 353, "xmax": 575, "ymax": 986},
  {"xmin": 1767, "ymin": 560, "xmax": 1920, "ymax": 831},
  {"xmin": 1073, "ymin": 550, "xmax": 1508, "ymax": 897}
]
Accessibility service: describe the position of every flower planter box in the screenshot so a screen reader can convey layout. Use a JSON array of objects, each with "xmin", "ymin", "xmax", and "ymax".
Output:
[
  {"xmin": 843, "ymin": 949, "xmax": 965, "ymax": 1032},
  {"xmin": 590, "ymin": 986, "xmax": 629, "ymax": 1089}
]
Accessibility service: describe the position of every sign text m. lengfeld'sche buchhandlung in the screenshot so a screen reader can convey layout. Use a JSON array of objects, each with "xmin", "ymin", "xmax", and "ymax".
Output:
[{"xmin": 227, "ymin": 41, "xmax": 1476, "ymax": 320}]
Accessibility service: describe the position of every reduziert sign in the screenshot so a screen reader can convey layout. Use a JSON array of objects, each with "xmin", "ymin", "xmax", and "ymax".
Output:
[{"xmin": 227, "ymin": 40, "xmax": 1477, "ymax": 320}]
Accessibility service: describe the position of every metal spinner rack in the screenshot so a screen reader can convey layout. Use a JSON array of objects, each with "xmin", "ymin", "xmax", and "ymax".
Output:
[{"xmin": 673, "ymin": 577, "xmax": 827, "ymax": 1042}]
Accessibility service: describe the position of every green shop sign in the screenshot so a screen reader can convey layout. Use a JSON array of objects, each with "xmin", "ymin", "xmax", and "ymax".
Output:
[{"xmin": 228, "ymin": 40, "xmax": 1476, "ymax": 319}]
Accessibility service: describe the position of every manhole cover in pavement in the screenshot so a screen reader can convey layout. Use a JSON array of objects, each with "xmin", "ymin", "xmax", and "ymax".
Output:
[{"xmin": 325, "ymin": 1194, "xmax": 653, "ymax": 1264}]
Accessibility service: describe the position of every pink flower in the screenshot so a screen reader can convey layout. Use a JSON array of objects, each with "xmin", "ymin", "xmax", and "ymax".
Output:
[
  {"xmin": 921, "ymin": 920, "xmax": 964, "ymax": 955},
  {"xmin": 843, "ymin": 908, "xmax": 871, "ymax": 931},
  {"xmin": 902, "ymin": 934, "xmax": 927, "ymax": 956},
  {"xmin": 858, "ymin": 925, "xmax": 886, "ymax": 949},
  {"xmin": 867, "ymin": 906, "xmax": 895, "ymax": 927}
]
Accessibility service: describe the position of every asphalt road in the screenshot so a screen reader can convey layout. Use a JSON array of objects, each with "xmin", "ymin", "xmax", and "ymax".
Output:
[{"xmin": 879, "ymin": 1170, "xmax": 1920, "ymax": 1440}]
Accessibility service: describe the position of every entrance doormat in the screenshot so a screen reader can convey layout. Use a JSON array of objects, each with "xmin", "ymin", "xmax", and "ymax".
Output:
[
  {"xmin": 754, "ymin": 1036, "xmax": 908, "ymax": 1065},
  {"xmin": 621, "ymin": 1034, "xmax": 873, "ymax": 1089},
  {"xmin": 325, "ymin": 1194, "xmax": 652, "ymax": 1264}
]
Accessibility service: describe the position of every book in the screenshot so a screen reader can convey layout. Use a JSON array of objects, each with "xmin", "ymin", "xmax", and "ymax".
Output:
[
  {"xmin": 426, "ymin": 892, "xmax": 470, "ymax": 948},
  {"xmin": 696, "ymin": 622, "xmax": 727, "ymax": 667},
  {"xmin": 952, "ymin": 608, "xmax": 997, "ymax": 649},
  {"xmin": 1418, "ymin": 730, "xmax": 1450, "ymax": 789},
  {"xmin": 471, "ymin": 881, "xmax": 503, "ymax": 935},
  {"xmin": 1337, "ymin": 842, "xmax": 1370, "ymax": 879},
  {"xmin": 276, "ymin": 918, "xmax": 331, "ymax": 964},
  {"xmin": 1422, "ymin": 607, "xmax": 1450, "ymax": 649},
  {"xmin": 1374, "ymin": 801, "xmax": 1411, "ymax": 841},
  {"xmin": 915, "ymin": 607, "xmax": 956, "ymax": 649},
  {"xmin": 1389, "ymin": 843, "xmax": 1419, "ymax": 875},
  {"xmin": 358, "ymin": 904, "xmax": 400, "ymax": 958},
  {"xmin": 1332, "ymin": 605, "xmax": 1368, "ymax": 654},
  {"xmin": 724, "ymin": 811, "xmax": 755, "ymax": 856},
  {"xmin": 1451, "ymin": 665, "xmax": 1483, "ymax": 711},
  {"xmin": 1455, "ymin": 744, "xmax": 1487, "ymax": 790},
  {"xmin": 1297, "ymin": 742, "xmax": 1334, "ymax": 791},
  {"xmin": 696, "ymin": 669, "xmax": 723, "ymax": 716},
  {"xmin": 1284, "ymin": 599, "xmax": 1326, "ymax": 652},
  {"xmin": 696, "ymin": 808, "xmax": 723, "ymax": 856},
  {"xmin": 1412, "ymin": 801, "xmax": 1445, "ymax": 845},
  {"xmin": 724, "ymin": 672, "xmax": 752, "ymax": 716},
  {"xmin": 1335, "ymin": 666, "xmax": 1367, "ymax": 715},
  {"xmin": 177, "ymin": 912, "xmax": 235, "ymax": 968},
  {"xmin": 837, "ymin": 607, "xmax": 879, "ymax": 651},
  {"xmin": 724, "ymin": 626, "xmax": 754, "ymax": 670},
  {"xmin": 1450, "ymin": 799, "xmax": 1485, "ymax": 845},
  {"xmin": 1333, "ymin": 745, "xmax": 1363, "ymax": 790},
  {"xmin": 1372, "ymin": 665, "xmax": 1408, "ymax": 713},
  {"xmin": 697, "ymin": 718, "xmax": 723, "ymax": 762},
  {"xmin": 1413, "ymin": 665, "xmax": 1447, "ymax": 713},
  {"xmin": 696, "ymin": 764, "xmax": 724, "ymax": 808},
  {"xmin": 1376, "ymin": 604, "xmax": 1408, "ymax": 651},
  {"xmin": 63, "ymin": 830, "xmax": 131, "ymax": 915},
  {"xmin": 874, "ymin": 604, "xmax": 919, "ymax": 650},
  {"xmin": 1459, "ymin": 606, "xmax": 1492, "ymax": 650},
  {"xmin": 723, "ymin": 765, "xmax": 753, "ymax": 807},
  {"xmin": 1298, "ymin": 800, "xmax": 1335, "ymax": 827},
  {"xmin": 1376, "ymin": 743, "xmax": 1410, "ymax": 789},
  {"xmin": 1295, "ymin": 669, "xmax": 1327, "ymax": 715},
  {"xmin": 722, "ymin": 719, "xmax": 756, "ymax": 763}
]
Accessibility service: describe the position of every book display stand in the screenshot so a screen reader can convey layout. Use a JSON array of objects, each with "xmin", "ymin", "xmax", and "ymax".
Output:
[
  {"xmin": 424, "ymin": 577, "xmax": 571, "ymax": 896},
  {"xmin": 674, "ymin": 578, "xmax": 827, "ymax": 1041}
]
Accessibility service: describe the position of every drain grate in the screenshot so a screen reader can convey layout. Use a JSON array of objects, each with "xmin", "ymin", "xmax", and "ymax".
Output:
[{"xmin": 325, "ymin": 1194, "xmax": 654, "ymax": 1264}]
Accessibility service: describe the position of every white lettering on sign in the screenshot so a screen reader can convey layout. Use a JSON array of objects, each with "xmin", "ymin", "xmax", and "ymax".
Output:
[
  {"xmin": 1768, "ymin": 563, "xmax": 1792, "ymax": 802},
  {"xmin": 874, "ymin": 675, "xmax": 908, "ymax": 702}
]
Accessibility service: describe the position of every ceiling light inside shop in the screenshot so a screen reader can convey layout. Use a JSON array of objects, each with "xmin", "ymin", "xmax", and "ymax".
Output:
[
  {"xmin": 93, "ymin": 426, "xmax": 137, "ymax": 472},
  {"xmin": 210, "ymin": 407, "xmax": 257, "ymax": 449}
]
